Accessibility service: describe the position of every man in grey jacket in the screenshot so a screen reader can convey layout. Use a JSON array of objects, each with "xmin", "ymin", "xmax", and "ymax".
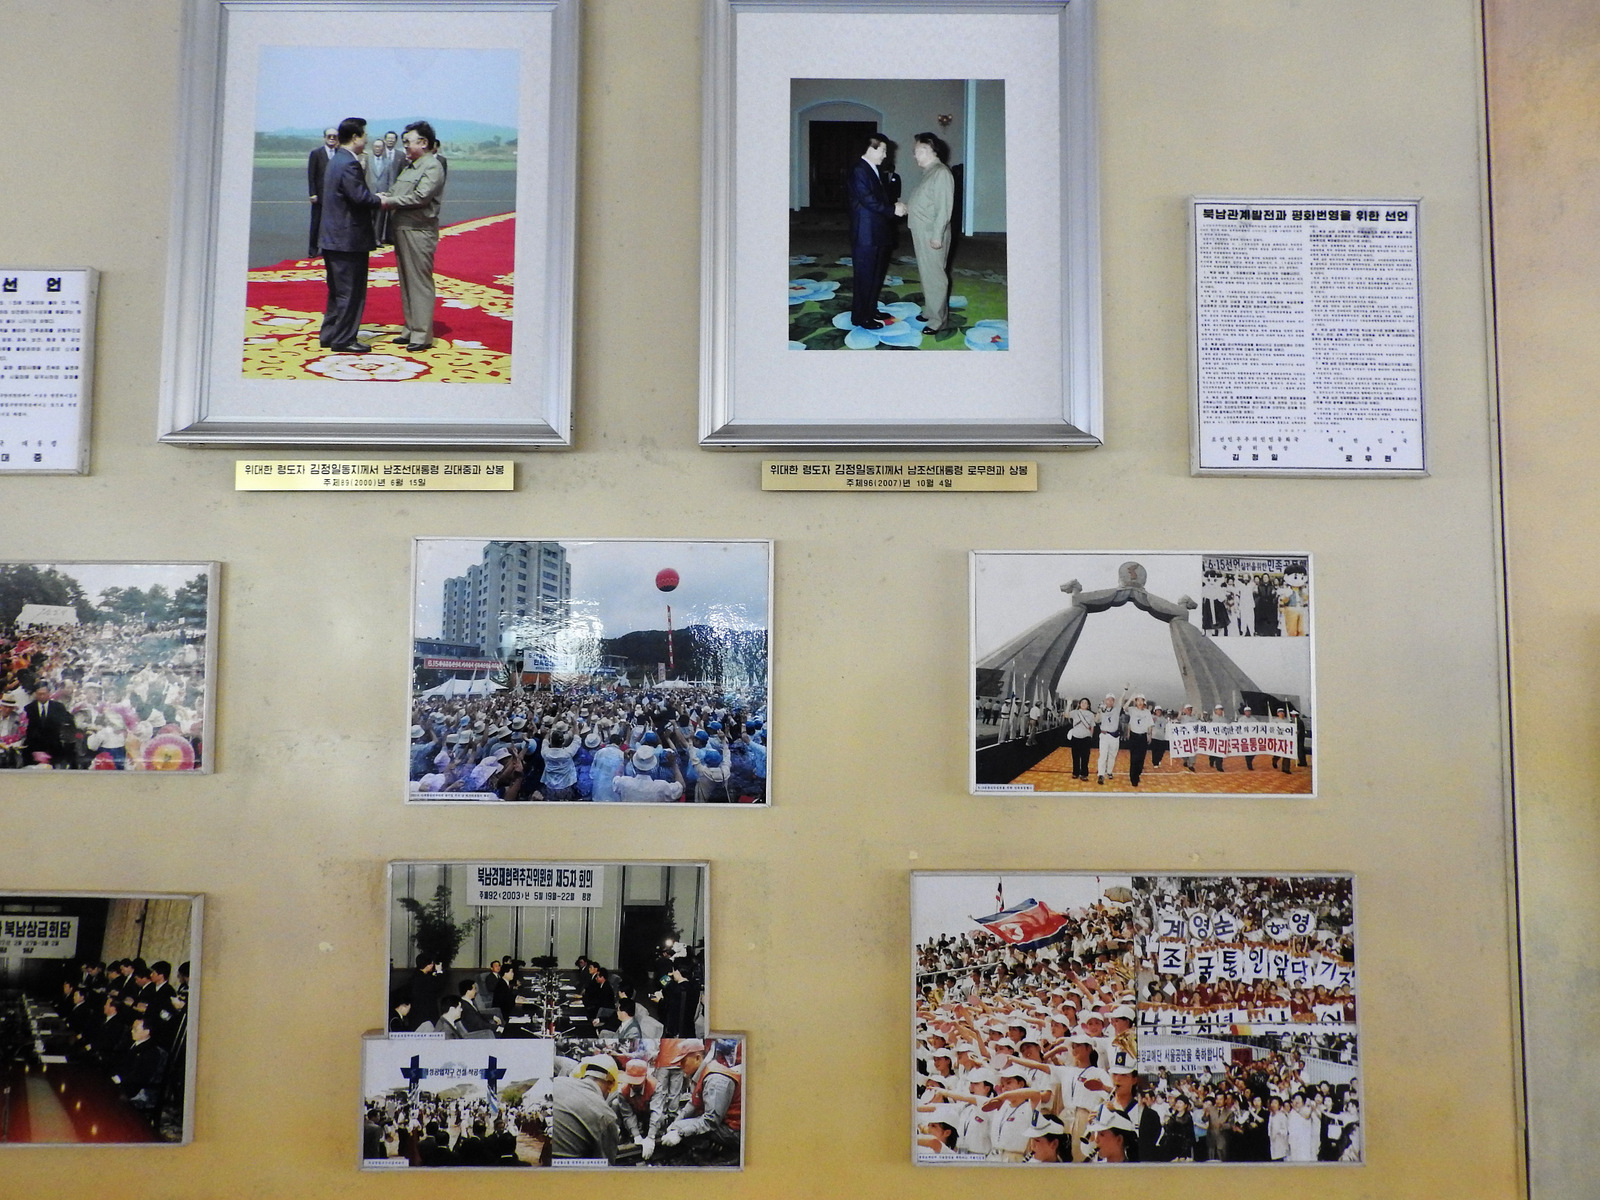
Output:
[
  {"xmin": 379, "ymin": 120, "xmax": 448, "ymax": 351},
  {"xmin": 906, "ymin": 132, "xmax": 955, "ymax": 334}
]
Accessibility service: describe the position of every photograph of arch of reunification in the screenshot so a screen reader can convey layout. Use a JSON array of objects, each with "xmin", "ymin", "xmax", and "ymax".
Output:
[{"xmin": 971, "ymin": 552, "xmax": 1315, "ymax": 797}]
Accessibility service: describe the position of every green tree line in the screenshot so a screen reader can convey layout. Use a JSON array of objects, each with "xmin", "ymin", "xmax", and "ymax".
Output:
[{"xmin": 0, "ymin": 565, "xmax": 208, "ymax": 628}]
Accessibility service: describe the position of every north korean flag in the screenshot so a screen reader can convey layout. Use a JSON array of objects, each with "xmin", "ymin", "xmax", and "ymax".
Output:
[{"xmin": 972, "ymin": 899, "xmax": 1070, "ymax": 951}]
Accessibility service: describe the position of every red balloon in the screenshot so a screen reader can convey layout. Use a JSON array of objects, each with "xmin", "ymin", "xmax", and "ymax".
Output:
[{"xmin": 655, "ymin": 568, "xmax": 680, "ymax": 592}]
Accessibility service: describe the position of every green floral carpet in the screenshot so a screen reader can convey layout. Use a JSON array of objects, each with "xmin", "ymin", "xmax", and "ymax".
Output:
[{"xmin": 787, "ymin": 253, "xmax": 1009, "ymax": 351}]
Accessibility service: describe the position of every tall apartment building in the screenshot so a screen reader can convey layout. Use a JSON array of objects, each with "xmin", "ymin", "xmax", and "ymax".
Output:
[{"xmin": 441, "ymin": 541, "xmax": 572, "ymax": 658}]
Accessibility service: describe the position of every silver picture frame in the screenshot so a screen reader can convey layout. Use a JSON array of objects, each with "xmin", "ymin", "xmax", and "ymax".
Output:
[
  {"xmin": 0, "ymin": 890, "xmax": 204, "ymax": 1146},
  {"xmin": 699, "ymin": 0, "xmax": 1102, "ymax": 447},
  {"xmin": 157, "ymin": 0, "xmax": 580, "ymax": 448}
]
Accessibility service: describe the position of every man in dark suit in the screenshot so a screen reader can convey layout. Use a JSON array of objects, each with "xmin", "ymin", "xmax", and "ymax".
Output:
[
  {"xmin": 318, "ymin": 116, "xmax": 381, "ymax": 352},
  {"xmin": 22, "ymin": 682, "xmax": 76, "ymax": 768},
  {"xmin": 846, "ymin": 133, "xmax": 906, "ymax": 329},
  {"xmin": 306, "ymin": 126, "xmax": 339, "ymax": 258},
  {"xmin": 110, "ymin": 1017, "xmax": 167, "ymax": 1110}
]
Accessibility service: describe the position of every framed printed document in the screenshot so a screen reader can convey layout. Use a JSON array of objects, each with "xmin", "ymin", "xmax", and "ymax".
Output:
[
  {"xmin": 1189, "ymin": 196, "xmax": 1425, "ymax": 476},
  {"xmin": 700, "ymin": 0, "xmax": 1102, "ymax": 447},
  {"xmin": 158, "ymin": 0, "xmax": 579, "ymax": 448},
  {"xmin": 0, "ymin": 268, "xmax": 97, "ymax": 474}
]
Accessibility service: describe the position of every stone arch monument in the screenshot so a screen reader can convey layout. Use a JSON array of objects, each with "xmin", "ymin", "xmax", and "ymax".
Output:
[{"xmin": 975, "ymin": 561, "xmax": 1262, "ymax": 719}]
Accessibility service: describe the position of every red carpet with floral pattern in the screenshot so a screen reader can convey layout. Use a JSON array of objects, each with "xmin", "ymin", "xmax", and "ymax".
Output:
[{"xmin": 242, "ymin": 212, "xmax": 514, "ymax": 383}]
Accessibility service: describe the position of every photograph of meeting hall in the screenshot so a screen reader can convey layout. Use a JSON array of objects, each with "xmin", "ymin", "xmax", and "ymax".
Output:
[
  {"xmin": 0, "ymin": 893, "xmax": 199, "ymax": 1145},
  {"xmin": 387, "ymin": 863, "xmax": 707, "ymax": 1041}
]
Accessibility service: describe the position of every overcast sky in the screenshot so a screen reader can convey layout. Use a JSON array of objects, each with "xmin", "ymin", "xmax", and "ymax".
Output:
[
  {"xmin": 913, "ymin": 873, "xmax": 1134, "ymax": 943},
  {"xmin": 255, "ymin": 46, "xmax": 519, "ymax": 131},
  {"xmin": 413, "ymin": 540, "xmax": 770, "ymax": 641},
  {"xmin": 973, "ymin": 552, "xmax": 1312, "ymax": 711}
]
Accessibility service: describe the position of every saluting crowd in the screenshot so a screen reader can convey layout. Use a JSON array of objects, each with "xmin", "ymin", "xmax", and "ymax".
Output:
[
  {"xmin": 914, "ymin": 895, "xmax": 1149, "ymax": 1163},
  {"xmin": 409, "ymin": 682, "xmax": 767, "ymax": 802}
]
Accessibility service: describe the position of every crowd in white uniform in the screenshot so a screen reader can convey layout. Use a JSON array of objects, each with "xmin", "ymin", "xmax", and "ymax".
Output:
[
  {"xmin": 914, "ymin": 874, "xmax": 1361, "ymax": 1165},
  {"xmin": 914, "ymin": 895, "xmax": 1147, "ymax": 1164}
]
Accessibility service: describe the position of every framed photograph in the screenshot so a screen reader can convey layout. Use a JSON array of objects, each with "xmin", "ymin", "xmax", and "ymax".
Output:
[
  {"xmin": 1189, "ymin": 196, "xmax": 1425, "ymax": 476},
  {"xmin": 360, "ymin": 1032, "xmax": 746, "ymax": 1168},
  {"xmin": 0, "ymin": 891, "xmax": 203, "ymax": 1145},
  {"xmin": 912, "ymin": 872, "xmax": 1359, "ymax": 1165},
  {"xmin": 158, "ymin": 0, "xmax": 579, "ymax": 448},
  {"xmin": 0, "ymin": 562, "xmax": 219, "ymax": 773},
  {"xmin": 408, "ymin": 539, "xmax": 772, "ymax": 805},
  {"xmin": 386, "ymin": 861, "xmax": 709, "ymax": 1041},
  {"xmin": 971, "ymin": 551, "xmax": 1315, "ymax": 797},
  {"xmin": 699, "ymin": 0, "xmax": 1101, "ymax": 446}
]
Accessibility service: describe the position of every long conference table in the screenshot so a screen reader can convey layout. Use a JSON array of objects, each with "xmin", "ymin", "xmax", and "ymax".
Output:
[{"xmin": 0, "ymin": 997, "xmax": 158, "ymax": 1144}]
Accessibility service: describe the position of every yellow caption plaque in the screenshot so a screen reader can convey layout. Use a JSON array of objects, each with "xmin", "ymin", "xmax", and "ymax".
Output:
[
  {"xmin": 235, "ymin": 459, "xmax": 514, "ymax": 492},
  {"xmin": 761, "ymin": 459, "xmax": 1037, "ymax": 492}
]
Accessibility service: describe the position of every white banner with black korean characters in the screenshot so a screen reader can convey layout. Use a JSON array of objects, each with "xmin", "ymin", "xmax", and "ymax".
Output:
[
  {"xmin": 466, "ymin": 864, "xmax": 606, "ymax": 908},
  {"xmin": 1136, "ymin": 1036, "xmax": 1231, "ymax": 1074},
  {"xmin": 0, "ymin": 914, "xmax": 78, "ymax": 958}
]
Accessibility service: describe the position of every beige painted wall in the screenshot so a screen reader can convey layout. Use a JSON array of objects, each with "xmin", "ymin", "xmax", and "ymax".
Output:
[
  {"xmin": 0, "ymin": 1, "xmax": 1526, "ymax": 1196},
  {"xmin": 1487, "ymin": 3, "xmax": 1600, "ymax": 1197}
]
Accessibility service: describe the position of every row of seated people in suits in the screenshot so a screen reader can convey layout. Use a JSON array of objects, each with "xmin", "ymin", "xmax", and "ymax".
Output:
[
  {"xmin": 391, "ymin": 949, "xmax": 706, "ymax": 1040},
  {"xmin": 59, "ymin": 958, "xmax": 189, "ymax": 1111},
  {"xmin": 392, "ymin": 954, "xmax": 524, "ymax": 1035},
  {"xmin": 576, "ymin": 951, "xmax": 704, "ymax": 1039}
]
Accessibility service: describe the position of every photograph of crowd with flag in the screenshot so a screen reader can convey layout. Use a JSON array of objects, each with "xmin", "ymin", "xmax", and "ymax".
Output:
[
  {"xmin": 243, "ymin": 45, "xmax": 518, "ymax": 383},
  {"xmin": 0, "ymin": 893, "xmax": 200, "ymax": 1145},
  {"xmin": 0, "ymin": 562, "xmax": 215, "ymax": 772},
  {"xmin": 912, "ymin": 872, "xmax": 1360, "ymax": 1165},
  {"xmin": 972, "ymin": 552, "xmax": 1314, "ymax": 796},
  {"xmin": 409, "ymin": 539, "xmax": 770, "ymax": 804},
  {"xmin": 360, "ymin": 1034, "xmax": 745, "ymax": 1170}
]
